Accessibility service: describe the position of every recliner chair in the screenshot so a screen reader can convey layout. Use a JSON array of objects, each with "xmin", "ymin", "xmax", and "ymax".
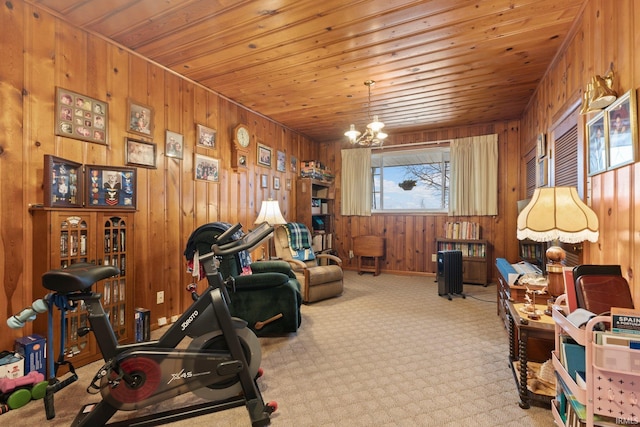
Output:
[
  {"xmin": 273, "ymin": 222, "xmax": 343, "ymax": 303},
  {"xmin": 184, "ymin": 222, "xmax": 302, "ymax": 335}
]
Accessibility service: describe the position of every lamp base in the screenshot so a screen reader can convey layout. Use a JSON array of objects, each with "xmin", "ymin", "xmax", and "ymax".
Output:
[{"xmin": 546, "ymin": 264, "xmax": 565, "ymax": 297}]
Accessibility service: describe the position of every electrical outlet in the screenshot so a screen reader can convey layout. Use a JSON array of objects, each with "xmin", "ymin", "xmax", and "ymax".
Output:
[
  {"xmin": 156, "ymin": 291, "xmax": 164, "ymax": 304},
  {"xmin": 171, "ymin": 315, "xmax": 179, "ymax": 323},
  {"xmin": 349, "ymin": 250, "xmax": 354, "ymax": 259},
  {"xmin": 431, "ymin": 254, "xmax": 437, "ymax": 262},
  {"xmin": 158, "ymin": 317, "xmax": 167, "ymax": 326}
]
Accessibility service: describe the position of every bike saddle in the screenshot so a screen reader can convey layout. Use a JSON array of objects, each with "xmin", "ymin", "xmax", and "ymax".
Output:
[{"xmin": 42, "ymin": 263, "xmax": 120, "ymax": 293}]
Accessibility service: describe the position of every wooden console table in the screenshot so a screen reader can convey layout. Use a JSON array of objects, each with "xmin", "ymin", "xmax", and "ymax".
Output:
[{"xmin": 505, "ymin": 300, "xmax": 555, "ymax": 409}]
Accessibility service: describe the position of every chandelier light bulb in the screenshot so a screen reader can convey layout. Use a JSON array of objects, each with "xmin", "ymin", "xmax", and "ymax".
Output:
[
  {"xmin": 344, "ymin": 124, "xmax": 361, "ymax": 142},
  {"xmin": 367, "ymin": 115, "xmax": 385, "ymax": 133}
]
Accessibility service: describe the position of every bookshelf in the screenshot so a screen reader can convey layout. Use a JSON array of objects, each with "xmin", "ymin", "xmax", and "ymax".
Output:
[
  {"xmin": 296, "ymin": 178, "xmax": 334, "ymax": 253},
  {"xmin": 435, "ymin": 238, "xmax": 489, "ymax": 286},
  {"xmin": 519, "ymin": 239, "xmax": 546, "ymax": 273},
  {"xmin": 551, "ymin": 303, "xmax": 640, "ymax": 427}
]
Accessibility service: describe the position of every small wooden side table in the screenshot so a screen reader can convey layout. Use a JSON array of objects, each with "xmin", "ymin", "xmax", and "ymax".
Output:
[
  {"xmin": 353, "ymin": 236, "xmax": 385, "ymax": 276},
  {"xmin": 506, "ymin": 300, "xmax": 555, "ymax": 409}
]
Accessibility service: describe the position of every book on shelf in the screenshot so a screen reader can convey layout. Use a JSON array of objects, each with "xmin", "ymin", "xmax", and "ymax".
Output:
[
  {"xmin": 444, "ymin": 221, "xmax": 480, "ymax": 239},
  {"xmin": 560, "ymin": 338, "xmax": 586, "ymax": 383},
  {"xmin": 563, "ymin": 267, "xmax": 578, "ymax": 313},
  {"xmin": 611, "ymin": 307, "xmax": 640, "ymax": 335}
]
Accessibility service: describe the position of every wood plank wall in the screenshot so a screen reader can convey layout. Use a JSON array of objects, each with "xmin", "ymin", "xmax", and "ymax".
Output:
[
  {"xmin": 520, "ymin": 0, "xmax": 640, "ymax": 305},
  {"xmin": 0, "ymin": 1, "xmax": 320, "ymax": 350}
]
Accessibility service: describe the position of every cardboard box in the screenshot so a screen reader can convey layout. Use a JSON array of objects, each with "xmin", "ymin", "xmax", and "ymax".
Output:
[
  {"xmin": 135, "ymin": 308, "xmax": 151, "ymax": 342},
  {"xmin": 0, "ymin": 352, "xmax": 24, "ymax": 379},
  {"xmin": 14, "ymin": 334, "xmax": 46, "ymax": 376}
]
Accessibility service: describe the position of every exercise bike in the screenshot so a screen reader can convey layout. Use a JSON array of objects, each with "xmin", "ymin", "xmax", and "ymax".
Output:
[{"xmin": 29, "ymin": 222, "xmax": 277, "ymax": 426}]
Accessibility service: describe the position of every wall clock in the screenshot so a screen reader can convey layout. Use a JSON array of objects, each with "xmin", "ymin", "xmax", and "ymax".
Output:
[{"xmin": 232, "ymin": 124, "xmax": 250, "ymax": 171}]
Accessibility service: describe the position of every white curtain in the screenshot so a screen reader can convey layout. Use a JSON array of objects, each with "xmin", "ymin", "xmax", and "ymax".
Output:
[
  {"xmin": 449, "ymin": 134, "xmax": 498, "ymax": 216},
  {"xmin": 341, "ymin": 148, "xmax": 372, "ymax": 216}
]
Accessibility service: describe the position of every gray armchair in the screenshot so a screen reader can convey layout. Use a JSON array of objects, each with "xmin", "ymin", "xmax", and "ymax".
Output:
[{"xmin": 273, "ymin": 223, "xmax": 343, "ymax": 303}]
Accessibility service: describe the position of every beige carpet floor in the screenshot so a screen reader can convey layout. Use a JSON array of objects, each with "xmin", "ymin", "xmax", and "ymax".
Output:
[{"xmin": 3, "ymin": 271, "xmax": 554, "ymax": 426}]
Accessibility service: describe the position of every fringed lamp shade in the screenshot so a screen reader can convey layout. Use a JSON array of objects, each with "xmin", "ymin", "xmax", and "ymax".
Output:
[
  {"xmin": 517, "ymin": 187, "xmax": 599, "ymax": 297},
  {"xmin": 516, "ymin": 187, "xmax": 599, "ymax": 243}
]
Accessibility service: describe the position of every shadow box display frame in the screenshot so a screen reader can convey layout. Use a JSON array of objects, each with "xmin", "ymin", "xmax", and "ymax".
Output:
[
  {"xmin": 85, "ymin": 165, "xmax": 137, "ymax": 210},
  {"xmin": 43, "ymin": 155, "xmax": 84, "ymax": 208}
]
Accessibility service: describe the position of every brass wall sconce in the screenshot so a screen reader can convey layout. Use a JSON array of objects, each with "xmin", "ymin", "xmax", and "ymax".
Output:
[{"xmin": 580, "ymin": 70, "xmax": 617, "ymax": 114}]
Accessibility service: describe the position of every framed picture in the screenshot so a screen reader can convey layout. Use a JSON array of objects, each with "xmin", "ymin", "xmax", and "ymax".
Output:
[
  {"xmin": 290, "ymin": 155, "xmax": 297, "ymax": 173},
  {"xmin": 537, "ymin": 157, "xmax": 548, "ymax": 187},
  {"xmin": 260, "ymin": 174, "xmax": 268, "ymax": 188},
  {"xmin": 85, "ymin": 165, "xmax": 137, "ymax": 210},
  {"xmin": 125, "ymin": 138, "xmax": 157, "ymax": 168},
  {"xmin": 196, "ymin": 124, "xmax": 216, "ymax": 149},
  {"xmin": 194, "ymin": 153, "xmax": 219, "ymax": 182},
  {"xmin": 286, "ymin": 178, "xmax": 292, "ymax": 191},
  {"xmin": 127, "ymin": 99, "xmax": 154, "ymax": 137},
  {"xmin": 607, "ymin": 89, "xmax": 637, "ymax": 170},
  {"xmin": 276, "ymin": 150, "xmax": 286, "ymax": 172},
  {"xmin": 43, "ymin": 155, "xmax": 83, "ymax": 207},
  {"xmin": 273, "ymin": 176, "xmax": 281, "ymax": 190},
  {"xmin": 536, "ymin": 133, "xmax": 546, "ymax": 159},
  {"xmin": 55, "ymin": 87, "xmax": 108, "ymax": 145},
  {"xmin": 257, "ymin": 142, "xmax": 272, "ymax": 168},
  {"xmin": 586, "ymin": 111, "xmax": 606, "ymax": 176},
  {"xmin": 165, "ymin": 130, "xmax": 184, "ymax": 159}
]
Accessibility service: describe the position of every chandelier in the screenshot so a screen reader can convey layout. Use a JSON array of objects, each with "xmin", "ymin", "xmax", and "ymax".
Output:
[{"xmin": 345, "ymin": 80, "xmax": 388, "ymax": 146}]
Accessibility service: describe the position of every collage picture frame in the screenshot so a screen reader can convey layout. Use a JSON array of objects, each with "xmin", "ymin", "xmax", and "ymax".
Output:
[
  {"xmin": 587, "ymin": 89, "xmax": 637, "ymax": 176},
  {"xmin": 55, "ymin": 87, "xmax": 108, "ymax": 145}
]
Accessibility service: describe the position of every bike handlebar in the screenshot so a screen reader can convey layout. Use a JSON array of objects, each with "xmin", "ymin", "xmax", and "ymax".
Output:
[
  {"xmin": 212, "ymin": 222, "xmax": 274, "ymax": 256},
  {"xmin": 7, "ymin": 296, "xmax": 50, "ymax": 329},
  {"xmin": 214, "ymin": 223, "xmax": 243, "ymax": 246}
]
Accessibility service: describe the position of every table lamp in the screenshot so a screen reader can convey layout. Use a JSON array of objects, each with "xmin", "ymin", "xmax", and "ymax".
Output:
[
  {"xmin": 516, "ymin": 187, "xmax": 599, "ymax": 297},
  {"xmin": 254, "ymin": 199, "xmax": 287, "ymax": 259}
]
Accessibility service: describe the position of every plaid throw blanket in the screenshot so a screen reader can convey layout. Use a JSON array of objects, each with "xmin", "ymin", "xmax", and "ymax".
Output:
[
  {"xmin": 285, "ymin": 222, "xmax": 311, "ymax": 250},
  {"xmin": 284, "ymin": 223, "xmax": 315, "ymax": 261}
]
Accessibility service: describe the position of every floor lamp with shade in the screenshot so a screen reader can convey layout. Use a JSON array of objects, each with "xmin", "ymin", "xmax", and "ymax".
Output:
[
  {"xmin": 516, "ymin": 187, "xmax": 599, "ymax": 297},
  {"xmin": 254, "ymin": 199, "xmax": 287, "ymax": 260}
]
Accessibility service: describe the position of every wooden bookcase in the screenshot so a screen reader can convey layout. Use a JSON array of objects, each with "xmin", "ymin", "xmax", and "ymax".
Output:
[
  {"xmin": 436, "ymin": 238, "xmax": 489, "ymax": 286},
  {"xmin": 519, "ymin": 239, "xmax": 546, "ymax": 273},
  {"xmin": 30, "ymin": 208, "xmax": 135, "ymax": 371},
  {"xmin": 296, "ymin": 178, "xmax": 334, "ymax": 252}
]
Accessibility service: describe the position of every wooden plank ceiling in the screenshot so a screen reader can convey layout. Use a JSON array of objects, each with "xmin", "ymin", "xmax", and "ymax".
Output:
[{"xmin": 28, "ymin": 0, "xmax": 585, "ymax": 142}]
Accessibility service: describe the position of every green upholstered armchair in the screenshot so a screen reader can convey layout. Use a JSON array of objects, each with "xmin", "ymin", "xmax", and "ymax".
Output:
[{"xmin": 184, "ymin": 222, "xmax": 302, "ymax": 336}]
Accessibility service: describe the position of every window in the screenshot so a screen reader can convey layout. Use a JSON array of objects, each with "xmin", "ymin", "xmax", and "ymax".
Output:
[{"xmin": 371, "ymin": 147, "xmax": 450, "ymax": 212}]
